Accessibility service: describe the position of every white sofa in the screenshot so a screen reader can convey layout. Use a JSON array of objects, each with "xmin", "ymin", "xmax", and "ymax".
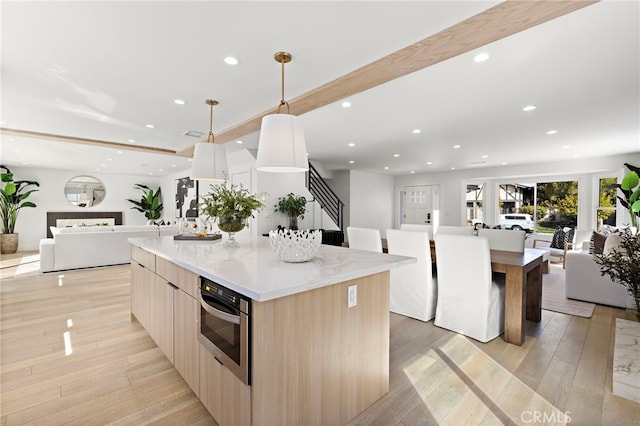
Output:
[
  {"xmin": 565, "ymin": 243, "xmax": 631, "ymax": 309},
  {"xmin": 40, "ymin": 225, "xmax": 179, "ymax": 272}
]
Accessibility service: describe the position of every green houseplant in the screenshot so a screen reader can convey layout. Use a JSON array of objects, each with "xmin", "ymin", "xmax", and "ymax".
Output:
[
  {"xmin": 274, "ymin": 193, "xmax": 307, "ymax": 230},
  {"xmin": 594, "ymin": 232, "xmax": 640, "ymax": 318},
  {"xmin": 199, "ymin": 183, "xmax": 264, "ymax": 246},
  {"xmin": 618, "ymin": 168, "xmax": 640, "ymax": 234},
  {"xmin": 0, "ymin": 165, "xmax": 40, "ymax": 254},
  {"xmin": 126, "ymin": 184, "xmax": 163, "ymax": 223}
]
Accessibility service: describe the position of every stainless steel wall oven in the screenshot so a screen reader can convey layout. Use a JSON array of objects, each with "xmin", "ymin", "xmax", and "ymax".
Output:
[{"xmin": 198, "ymin": 277, "xmax": 251, "ymax": 385}]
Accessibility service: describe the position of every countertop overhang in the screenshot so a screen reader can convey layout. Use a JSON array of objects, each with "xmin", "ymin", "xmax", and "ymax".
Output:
[{"xmin": 129, "ymin": 235, "xmax": 415, "ymax": 302}]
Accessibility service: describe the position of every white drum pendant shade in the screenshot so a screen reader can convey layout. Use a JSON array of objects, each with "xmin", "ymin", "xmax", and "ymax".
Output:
[
  {"xmin": 256, "ymin": 114, "xmax": 308, "ymax": 172},
  {"xmin": 191, "ymin": 142, "xmax": 228, "ymax": 182}
]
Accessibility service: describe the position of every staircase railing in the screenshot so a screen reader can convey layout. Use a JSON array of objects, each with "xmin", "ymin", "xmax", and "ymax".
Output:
[{"xmin": 306, "ymin": 163, "xmax": 344, "ymax": 231}]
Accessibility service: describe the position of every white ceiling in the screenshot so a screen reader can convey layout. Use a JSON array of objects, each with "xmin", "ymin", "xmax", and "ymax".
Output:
[{"xmin": 1, "ymin": 1, "xmax": 639, "ymax": 178}]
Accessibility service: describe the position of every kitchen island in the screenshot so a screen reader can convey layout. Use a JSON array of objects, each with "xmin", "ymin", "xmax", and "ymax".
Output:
[{"xmin": 129, "ymin": 235, "xmax": 414, "ymax": 426}]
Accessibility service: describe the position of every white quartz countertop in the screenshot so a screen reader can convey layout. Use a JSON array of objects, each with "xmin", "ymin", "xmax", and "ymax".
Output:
[{"xmin": 129, "ymin": 235, "xmax": 415, "ymax": 302}]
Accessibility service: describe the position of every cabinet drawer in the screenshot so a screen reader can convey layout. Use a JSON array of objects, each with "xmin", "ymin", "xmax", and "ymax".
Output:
[
  {"xmin": 131, "ymin": 245, "xmax": 155, "ymax": 271},
  {"xmin": 156, "ymin": 256, "xmax": 198, "ymax": 298}
]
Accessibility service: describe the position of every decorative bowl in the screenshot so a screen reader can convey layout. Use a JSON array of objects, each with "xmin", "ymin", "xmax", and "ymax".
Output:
[{"xmin": 269, "ymin": 229, "xmax": 322, "ymax": 263}]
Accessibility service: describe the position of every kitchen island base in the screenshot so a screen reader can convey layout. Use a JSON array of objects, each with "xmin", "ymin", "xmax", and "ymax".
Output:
[{"xmin": 251, "ymin": 271, "xmax": 390, "ymax": 425}]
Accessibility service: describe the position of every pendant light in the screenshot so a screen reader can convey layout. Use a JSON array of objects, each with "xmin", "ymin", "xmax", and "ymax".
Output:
[
  {"xmin": 256, "ymin": 51, "xmax": 308, "ymax": 173},
  {"xmin": 191, "ymin": 99, "xmax": 229, "ymax": 182}
]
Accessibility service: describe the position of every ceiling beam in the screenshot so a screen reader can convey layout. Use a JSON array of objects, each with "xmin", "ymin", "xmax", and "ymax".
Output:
[
  {"xmin": 178, "ymin": 0, "xmax": 597, "ymax": 157},
  {"xmin": 0, "ymin": 128, "xmax": 179, "ymax": 156}
]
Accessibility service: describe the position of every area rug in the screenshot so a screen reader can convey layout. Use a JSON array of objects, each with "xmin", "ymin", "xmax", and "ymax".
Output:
[{"xmin": 541, "ymin": 265, "xmax": 595, "ymax": 318}]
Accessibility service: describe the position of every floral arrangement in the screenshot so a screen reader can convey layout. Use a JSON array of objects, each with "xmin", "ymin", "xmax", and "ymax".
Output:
[{"xmin": 199, "ymin": 183, "xmax": 265, "ymax": 223}]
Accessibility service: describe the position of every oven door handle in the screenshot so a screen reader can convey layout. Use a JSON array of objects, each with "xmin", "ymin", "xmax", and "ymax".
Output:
[{"xmin": 200, "ymin": 297, "xmax": 241, "ymax": 325}]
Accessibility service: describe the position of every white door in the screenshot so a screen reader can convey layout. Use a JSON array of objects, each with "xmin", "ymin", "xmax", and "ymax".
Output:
[{"xmin": 402, "ymin": 185, "xmax": 434, "ymax": 225}]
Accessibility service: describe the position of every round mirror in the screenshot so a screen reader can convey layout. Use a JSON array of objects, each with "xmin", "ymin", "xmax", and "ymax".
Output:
[{"xmin": 64, "ymin": 175, "xmax": 106, "ymax": 208}]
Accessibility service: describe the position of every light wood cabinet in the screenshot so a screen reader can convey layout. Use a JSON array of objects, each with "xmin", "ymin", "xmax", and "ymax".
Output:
[
  {"xmin": 150, "ymin": 275, "xmax": 175, "ymax": 364},
  {"xmin": 199, "ymin": 344, "xmax": 251, "ymax": 426},
  {"xmin": 131, "ymin": 248, "xmax": 200, "ymax": 397},
  {"xmin": 131, "ymin": 260, "xmax": 154, "ymax": 330},
  {"xmin": 174, "ymin": 288, "xmax": 200, "ymax": 396}
]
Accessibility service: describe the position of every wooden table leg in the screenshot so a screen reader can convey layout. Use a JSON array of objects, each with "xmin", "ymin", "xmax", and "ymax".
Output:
[
  {"xmin": 504, "ymin": 264, "xmax": 525, "ymax": 346},
  {"xmin": 526, "ymin": 263, "xmax": 542, "ymax": 322}
]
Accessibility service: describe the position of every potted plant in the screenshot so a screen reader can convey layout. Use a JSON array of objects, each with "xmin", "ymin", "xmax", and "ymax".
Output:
[
  {"xmin": 126, "ymin": 184, "xmax": 163, "ymax": 224},
  {"xmin": 618, "ymin": 167, "xmax": 640, "ymax": 234},
  {"xmin": 199, "ymin": 183, "xmax": 264, "ymax": 246},
  {"xmin": 274, "ymin": 193, "xmax": 307, "ymax": 230},
  {"xmin": 594, "ymin": 232, "xmax": 640, "ymax": 318},
  {"xmin": 0, "ymin": 165, "xmax": 39, "ymax": 254}
]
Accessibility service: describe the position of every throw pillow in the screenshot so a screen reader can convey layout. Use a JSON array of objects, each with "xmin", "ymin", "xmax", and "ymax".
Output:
[
  {"xmin": 550, "ymin": 227, "xmax": 565, "ymax": 249},
  {"xmin": 551, "ymin": 226, "xmax": 575, "ymax": 249},
  {"xmin": 603, "ymin": 233, "xmax": 622, "ymax": 255},
  {"xmin": 589, "ymin": 231, "xmax": 607, "ymax": 255}
]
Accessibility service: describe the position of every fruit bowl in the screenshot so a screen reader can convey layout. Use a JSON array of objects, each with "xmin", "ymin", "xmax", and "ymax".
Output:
[{"xmin": 268, "ymin": 229, "xmax": 322, "ymax": 263}]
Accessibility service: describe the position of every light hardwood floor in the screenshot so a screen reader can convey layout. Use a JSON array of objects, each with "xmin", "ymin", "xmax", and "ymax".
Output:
[{"xmin": 1, "ymin": 252, "xmax": 639, "ymax": 425}]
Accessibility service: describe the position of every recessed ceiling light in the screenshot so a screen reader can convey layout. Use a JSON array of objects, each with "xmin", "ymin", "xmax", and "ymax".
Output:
[
  {"xmin": 174, "ymin": 99, "xmax": 185, "ymax": 105},
  {"xmin": 128, "ymin": 139, "xmax": 136, "ymax": 143},
  {"xmin": 236, "ymin": 140, "xmax": 243, "ymax": 144},
  {"xmin": 96, "ymin": 168, "xmax": 101, "ymax": 171},
  {"xmin": 501, "ymin": 162, "xmax": 508, "ymax": 165},
  {"xmin": 348, "ymin": 143, "xmax": 355, "ymax": 147},
  {"xmin": 562, "ymin": 145, "xmax": 570, "ymax": 149},
  {"xmin": 158, "ymin": 168, "xmax": 164, "ymax": 172},
  {"xmin": 116, "ymin": 150, "xmax": 123, "ymax": 154},
  {"xmin": 412, "ymin": 129, "xmax": 421, "ymax": 134},
  {"xmin": 481, "ymin": 155, "xmax": 488, "ymax": 159},
  {"xmin": 522, "ymin": 105, "xmax": 537, "ymax": 112},
  {"xmin": 410, "ymin": 171, "xmax": 415, "ymax": 174},
  {"xmin": 224, "ymin": 56, "xmax": 239, "ymax": 65},
  {"xmin": 546, "ymin": 130, "xmax": 558, "ymax": 135},
  {"xmin": 384, "ymin": 166, "xmax": 389, "ymax": 170},
  {"xmin": 349, "ymin": 160, "xmax": 355, "ymax": 164},
  {"xmin": 426, "ymin": 161, "xmax": 433, "ymax": 165},
  {"xmin": 474, "ymin": 52, "xmax": 490, "ymax": 63},
  {"xmin": 145, "ymin": 124, "xmax": 155, "ymax": 128},
  {"xmin": 171, "ymin": 164, "xmax": 177, "ymax": 167},
  {"xmin": 453, "ymin": 145, "xmax": 461, "ymax": 149},
  {"xmin": 148, "ymin": 172, "xmax": 153, "ymax": 175},
  {"xmin": 572, "ymin": 154, "xmax": 580, "ymax": 159},
  {"xmin": 341, "ymin": 101, "xmax": 351, "ymax": 108},
  {"xmin": 100, "ymin": 163, "xmax": 106, "ymax": 167},
  {"xmin": 451, "ymin": 167, "xmax": 456, "ymax": 170},
  {"xmin": 393, "ymin": 154, "xmax": 400, "ymax": 158},
  {"xmin": 187, "ymin": 158, "xmax": 192, "ymax": 162}
]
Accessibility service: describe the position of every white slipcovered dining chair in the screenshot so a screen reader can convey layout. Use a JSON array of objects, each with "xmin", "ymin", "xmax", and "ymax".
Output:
[
  {"xmin": 434, "ymin": 234, "xmax": 505, "ymax": 343},
  {"xmin": 346, "ymin": 226, "xmax": 383, "ymax": 253},
  {"xmin": 399, "ymin": 223, "xmax": 433, "ymax": 240},
  {"xmin": 477, "ymin": 228, "xmax": 525, "ymax": 252},
  {"xmin": 386, "ymin": 229, "xmax": 436, "ymax": 321},
  {"xmin": 434, "ymin": 225, "xmax": 474, "ymax": 236}
]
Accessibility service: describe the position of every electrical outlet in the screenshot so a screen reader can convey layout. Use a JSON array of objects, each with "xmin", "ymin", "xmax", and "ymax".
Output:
[{"xmin": 348, "ymin": 285, "xmax": 357, "ymax": 308}]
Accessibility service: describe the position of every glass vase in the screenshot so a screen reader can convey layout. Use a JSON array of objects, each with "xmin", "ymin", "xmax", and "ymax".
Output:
[{"xmin": 218, "ymin": 216, "xmax": 247, "ymax": 247}]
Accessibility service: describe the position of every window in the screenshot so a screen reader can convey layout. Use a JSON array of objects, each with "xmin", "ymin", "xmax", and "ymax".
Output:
[
  {"xmin": 466, "ymin": 184, "xmax": 484, "ymax": 228},
  {"xmin": 596, "ymin": 177, "xmax": 617, "ymax": 229},
  {"xmin": 496, "ymin": 180, "xmax": 578, "ymax": 233}
]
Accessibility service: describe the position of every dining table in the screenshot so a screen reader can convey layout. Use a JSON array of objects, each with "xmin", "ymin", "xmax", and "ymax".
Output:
[
  {"xmin": 490, "ymin": 247, "xmax": 545, "ymax": 345},
  {"xmin": 344, "ymin": 239, "xmax": 545, "ymax": 346}
]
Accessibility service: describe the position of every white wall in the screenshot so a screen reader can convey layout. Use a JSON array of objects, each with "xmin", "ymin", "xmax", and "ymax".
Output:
[
  {"xmin": 8, "ymin": 166, "xmax": 164, "ymax": 251},
  {"xmin": 349, "ymin": 170, "xmax": 395, "ymax": 238}
]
